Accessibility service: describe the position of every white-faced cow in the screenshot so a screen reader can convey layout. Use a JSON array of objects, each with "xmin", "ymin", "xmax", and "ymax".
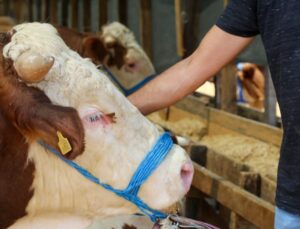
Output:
[
  {"xmin": 1, "ymin": 22, "xmax": 194, "ymax": 229},
  {"xmin": 57, "ymin": 22, "xmax": 155, "ymax": 91}
]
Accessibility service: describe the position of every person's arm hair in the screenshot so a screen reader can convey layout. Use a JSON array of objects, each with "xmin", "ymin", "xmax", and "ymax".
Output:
[{"xmin": 128, "ymin": 25, "xmax": 254, "ymax": 115}]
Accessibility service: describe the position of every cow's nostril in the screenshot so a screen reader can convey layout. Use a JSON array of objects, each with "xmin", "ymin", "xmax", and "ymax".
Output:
[{"xmin": 180, "ymin": 161, "xmax": 194, "ymax": 194}]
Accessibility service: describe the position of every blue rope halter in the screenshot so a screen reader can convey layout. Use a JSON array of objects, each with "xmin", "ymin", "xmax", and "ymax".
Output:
[
  {"xmin": 97, "ymin": 65, "xmax": 156, "ymax": 96},
  {"xmin": 38, "ymin": 132, "xmax": 173, "ymax": 222}
]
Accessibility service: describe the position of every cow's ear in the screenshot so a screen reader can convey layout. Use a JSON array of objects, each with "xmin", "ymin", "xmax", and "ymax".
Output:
[{"xmin": 82, "ymin": 36, "xmax": 109, "ymax": 65}]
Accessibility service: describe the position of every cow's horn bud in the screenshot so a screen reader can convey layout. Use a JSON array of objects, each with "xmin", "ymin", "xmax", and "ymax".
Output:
[{"xmin": 14, "ymin": 52, "xmax": 54, "ymax": 83}]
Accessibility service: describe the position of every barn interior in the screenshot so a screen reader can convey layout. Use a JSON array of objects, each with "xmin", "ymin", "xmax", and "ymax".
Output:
[{"xmin": 0, "ymin": 1, "xmax": 278, "ymax": 229}]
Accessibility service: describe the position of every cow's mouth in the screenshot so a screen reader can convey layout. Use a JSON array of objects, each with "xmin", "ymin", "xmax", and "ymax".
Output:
[{"xmin": 80, "ymin": 107, "xmax": 116, "ymax": 129}]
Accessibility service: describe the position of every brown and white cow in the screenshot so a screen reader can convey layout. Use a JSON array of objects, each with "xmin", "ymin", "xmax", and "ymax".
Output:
[
  {"xmin": 236, "ymin": 62, "xmax": 265, "ymax": 110},
  {"xmin": 1, "ymin": 22, "xmax": 193, "ymax": 229},
  {"xmin": 57, "ymin": 22, "xmax": 155, "ymax": 90}
]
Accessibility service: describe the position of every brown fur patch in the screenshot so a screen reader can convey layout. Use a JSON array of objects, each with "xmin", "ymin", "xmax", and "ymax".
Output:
[
  {"xmin": 122, "ymin": 224, "xmax": 138, "ymax": 229},
  {"xmin": 56, "ymin": 26, "xmax": 128, "ymax": 69},
  {"xmin": 0, "ymin": 109, "xmax": 34, "ymax": 229}
]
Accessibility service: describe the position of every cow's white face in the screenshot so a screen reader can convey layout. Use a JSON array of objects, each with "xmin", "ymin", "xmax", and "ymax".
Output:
[
  {"xmin": 4, "ymin": 23, "xmax": 193, "ymax": 218},
  {"xmin": 101, "ymin": 22, "xmax": 155, "ymax": 89}
]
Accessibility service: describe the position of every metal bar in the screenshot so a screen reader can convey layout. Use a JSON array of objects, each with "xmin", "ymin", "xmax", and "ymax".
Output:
[
  {"xmin": 174, "ymin": 0, "xmax": 184, "ymax": 57},
  {"xmin": 140, "ymin": 0, "xmax": 152, "ymax": 59},
  {"xmin": 99, "ymin": 0, "xmax": 108, "ymax": 28},
  {"xmin": 118, "ymin": 0, "xmax": 127, "ymax": 25},
  {"xmin": 61, "ymin": 0, "xmax": 69, "ymax": 26},
  {"xmin": 83, "ymin": 0, "xmax": 91, "ymax": 31},
  {"xmin": 263, "ymin": 66, "xmax": 277, "ymax": 126},
  {"xmin": 70, "ymin": 0, "xmax": 78, "ymax": 29},
  {"xmin": 50, "ymin": 0, "xmax": 57, "ymax": 24}
]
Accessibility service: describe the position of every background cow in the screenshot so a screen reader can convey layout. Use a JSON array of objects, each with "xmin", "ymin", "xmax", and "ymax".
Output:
[
  {"xmin": 236, "ymin": 62, "xmax": 265, "ymax": 110},
  {"xmin": 2, "ymin": 22, "xmax": 193, "ymax": 228},
  {"xmin": 57, "ymin": 22, "xmax": 155, "ymax": 90}
]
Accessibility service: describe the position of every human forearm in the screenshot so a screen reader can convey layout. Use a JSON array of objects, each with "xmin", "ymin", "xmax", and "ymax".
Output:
[{"xmin": 128, "ymin": 26, "xmax": 254, "ymax": 115}]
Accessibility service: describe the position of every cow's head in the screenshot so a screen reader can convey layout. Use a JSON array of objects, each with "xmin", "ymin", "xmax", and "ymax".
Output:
[
  {"xmin": 4, "ymin": 23, "xmax": 193, "ymax": 217},
  {"xmin": 100, "ymin": 22, "xmax": 155, "ymax": 89},
  {"xmin": 236, "ymin": 63, "xmax": 265, "ymax": 110}
]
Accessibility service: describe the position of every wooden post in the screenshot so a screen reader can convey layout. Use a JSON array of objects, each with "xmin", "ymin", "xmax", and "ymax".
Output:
[
  {"xmin": 3, "ymin": 0, "xmax": 9, "ymax": 15},
  {"xmin": 70, "ymin": 0, "xmax": 78, "ymax": 29},
  {"xmin": 183, "ymin": 0, "xmax": 199, "ymax": 58},
  {"xmin": 140, "ymin": 0, "xmax": 152, "ymax": 60},
  {"xmin": 12, "ymin": 0, "xmax": 22, "ymax": 22},
  {"xmin": 174, "ymin": 0, "xmax": 184, "ymax": 57},
  {"xmin": 118, "ymin": 0, "xmax": 127, "ymax": 25},
  {"xmin": 50, "ymin": 0, "xmax": 57, "ymax": 24},
  {"xmin": 61, "ymin": 0, "xmax": 69, "ymax": 26},
  {"xmin": 27, "ymin": 0, "xmax": 34, "ymax": 22},
  {"xmin": 192, "ymin": 163, "xmax": 275, "ymax": 229},
  {"xmin": 263, "ymin": 66, "xmax": 277, "ymax": 126},
  {"xmin": 215, "ymin": 63, "xmax": 237, "ymax": 113},
  {"xmin": 36, "ymin": 0, "xmax": 42, "ymax": 21},
  {"xmin": 43, "ymin": 0, "xmax": 50, "ymax": 22},
  {"xmin": 83, "ymin": 0, "xmax": 91, "ymax": 31},
  {"xmin": 99, "ymin": 0, "xmax": 108, "ymax": 28},
  {"xmin": 230, "ymin": 172, "xmax": 260, "ymax": 229}
]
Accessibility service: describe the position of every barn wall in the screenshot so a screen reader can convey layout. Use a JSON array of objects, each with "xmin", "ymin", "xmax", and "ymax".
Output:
[{"xmin": 0, "ymin": 0, "xmax": 268, "ymax": 71}]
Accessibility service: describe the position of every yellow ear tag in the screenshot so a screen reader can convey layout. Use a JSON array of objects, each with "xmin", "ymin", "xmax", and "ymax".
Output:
[{"xmin": 57, "ymin": 131, "xmax": 72, "ymax": 155}]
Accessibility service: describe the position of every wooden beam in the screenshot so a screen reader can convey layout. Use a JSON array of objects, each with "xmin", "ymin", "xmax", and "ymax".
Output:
[
  {"xmin": 12, "ymin": 0, "xmax": 23, "ymax": 22},
  {"xmin": 50, "ymin": 0, "xmax": 57, "ymax": 24},
  {"xmin": 83, "ymin": 0, "xmax": 91, "ymax": 31},
  {"xmin": 44, "ymin": 0, "xmax": 50, "ymax": 22},
  {"xmin": 183, "ymin": 0, "xmax": 198, "ymax": 58},
  {"xmin": 215, "ymin": 63, "xmax": 237, "ymax": 113},
  {"xmin": 192, "ymin": 163, "xmax": 275, "ymax": 229},
  {"xmin": 70, "ymin": 0, "xmax": 78, "ymax": 29},
  {"xmin": 61, "ymin": 0, "xmax": 69, "ymax": 26},
  {"xmin": 99, "ymin": 0, "xmax": 108, "ymax": 28},
  {"xmin": 175, "ymin": 95, "xmax": 210, "ymax": 119},
  {"xmin": 174, "ymin": 0, "xmax": 184, "ymax": 57},
  {"xmin": 118, "ymin": 0, "xmax": 127, "ymax": 25},
  {"xmin": 3, "ymin": 0, "xmax": 9, "ymax": 16},
  {"xmin": 209, "ymin": 107, "xmax": 282, "ymax": 146},
  {"xmin": 263, "ymin": 66, "xmax": 277, "ymax": 126},
  {"xmin": 224, "ymin": 0, "xmax": 228, "ymax": 7},
  {"xmin": 140, "ymin": 0, "xmax": 152, "ymax": 59},
  {"xmin": 174, "ymin": 95, "xmax": 283, "ymax": 145},
  {"xmin": 28, "ymin": 0, "xmax": 33, "ymax": 22}
]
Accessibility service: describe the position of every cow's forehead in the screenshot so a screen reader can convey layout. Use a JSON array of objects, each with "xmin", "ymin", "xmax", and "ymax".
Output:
[{"xmin": 7, "ymin": 23, "xmax": 69, "ymax": 58}]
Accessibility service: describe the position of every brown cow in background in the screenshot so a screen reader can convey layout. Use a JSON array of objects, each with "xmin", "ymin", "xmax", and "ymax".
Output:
[
  {"xmin": 236, "ymin": 62, "xmax": 265, "ymax": 110},
  {"xmin": 57, "ymin": 22, "xmax": 155, "ymax": 90}
]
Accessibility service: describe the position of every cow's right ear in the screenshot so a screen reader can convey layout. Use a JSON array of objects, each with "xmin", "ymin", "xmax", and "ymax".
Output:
[{"xmin": 82, "ymin": 36, "xmax": 109, "ymax": 65}]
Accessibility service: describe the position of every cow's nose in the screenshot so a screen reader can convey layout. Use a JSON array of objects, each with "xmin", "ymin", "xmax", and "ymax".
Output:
[{"xmin": 180, "ymin": 160, "xmax": 194, "ymax": 193}]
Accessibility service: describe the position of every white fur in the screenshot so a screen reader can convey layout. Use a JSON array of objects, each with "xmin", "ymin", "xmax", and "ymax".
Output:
[
  {"xmin": 101, "ymin": 22, "xmax": 155, "ymax": 88},
  {"xmin": 4, "ymin": 23, "xmax": 191, "ymax": 222},
  {"xmin": 9, "ymin": 213, "xmax": 92, "ymax": 229}
]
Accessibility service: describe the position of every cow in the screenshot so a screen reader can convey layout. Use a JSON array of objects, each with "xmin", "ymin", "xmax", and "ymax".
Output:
[
  {"xmin": 1, "ymin": 22, "xmax": 194, "ymax": 229},
  {"xmin": 56, "ymin": 22, "xmax": 155, "ymax": 90},
  {"xmin": 236, "ymin": 62, "xmax": 265, "ymax": 110}
]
